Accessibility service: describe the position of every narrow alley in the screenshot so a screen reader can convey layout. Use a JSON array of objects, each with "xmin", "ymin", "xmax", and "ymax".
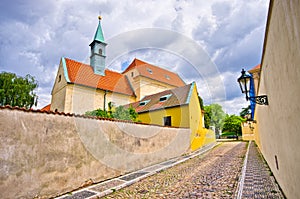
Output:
[
  {"xmin": 104, "ymin": 142, "xmax": 245, "ymax": 198},
  {"xmin": 58, "ymin": 141, "xmax": 284, "ymax": 199}
]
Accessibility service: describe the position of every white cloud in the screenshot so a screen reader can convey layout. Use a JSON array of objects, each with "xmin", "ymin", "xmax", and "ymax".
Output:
[
  {"xmin": 218, "ymin": 95, "xmax": 249, "ymax": 115},
  {"xmin": 0, "ymin": 0, "xmax": 269, "ymax": 113}
]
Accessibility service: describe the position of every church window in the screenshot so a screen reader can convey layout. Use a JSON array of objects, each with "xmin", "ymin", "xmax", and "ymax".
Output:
[
  {"xmin": 58, "ymin": 75, "xmax": 61, "ymax": 83},
  {"xmin": 99, "ymin": 48, "xmax": 102, "ymax": 55}
]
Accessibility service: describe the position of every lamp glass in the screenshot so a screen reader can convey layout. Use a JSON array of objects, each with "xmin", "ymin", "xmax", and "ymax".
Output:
[{"xmin": 237, "ymin": 69, "xmax": 251, "ymax": 94}]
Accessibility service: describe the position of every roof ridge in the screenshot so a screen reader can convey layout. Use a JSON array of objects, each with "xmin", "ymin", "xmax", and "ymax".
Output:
[{"xmin": 64, "ymin": 57, "xmax": 122, "ymax": 75}]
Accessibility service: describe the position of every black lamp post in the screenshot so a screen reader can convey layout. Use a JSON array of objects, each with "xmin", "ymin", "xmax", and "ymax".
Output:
[{"xmin": 237, "ymin": 69, "xmax": 269, "ymax": 105}]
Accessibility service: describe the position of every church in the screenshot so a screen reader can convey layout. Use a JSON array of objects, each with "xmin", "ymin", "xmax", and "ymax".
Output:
[
  {"xmin": 48, "ymin": 16, "xmax": 186, "ymax": 114},
  {"xmin": 45, "ymin": 16, "xmax": 214, "ymax": 150}
]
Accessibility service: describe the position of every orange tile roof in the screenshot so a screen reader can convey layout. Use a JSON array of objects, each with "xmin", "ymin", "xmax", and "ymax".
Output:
[
  {"xmin": 125, "ymin": 83, "xmax": 193, "ymax": 113},
  {"xmin": 248, "ymin": 64, "xmax": 261, "ymax": 73},
  {"xmin": 122, "ymin": 58, "xmax": 185, "ymax": 87},
  {"xmin": 41, "ymin": 104, "xmax": 51, "ymax": 111},
  {"xmin": 64, "ymin": 58, "xmax": 134, "ymax": 96}
]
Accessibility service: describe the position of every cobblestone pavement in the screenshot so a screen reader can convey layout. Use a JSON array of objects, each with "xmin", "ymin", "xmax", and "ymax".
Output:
[
  {"xmin": 239, "ymin": 141, "xmax": 285, "ymax": 199},
  {"xmin": 103, "ymin": 142, "xmax": 247, "ymax": 199}
]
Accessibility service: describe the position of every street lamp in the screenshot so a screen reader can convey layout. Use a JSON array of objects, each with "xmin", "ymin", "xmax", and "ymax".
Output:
[{"xmin": 237, "ymin": 69, "xmax": 269, "ymax": 105}]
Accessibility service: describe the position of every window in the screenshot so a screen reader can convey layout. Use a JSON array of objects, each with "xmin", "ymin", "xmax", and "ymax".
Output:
[
  {"xmin": 164, "ymin": 116, "xmax": 171, "ymax": 126},
  {"xmin": 159, "ymin": 94, "xmax": 172, "ymax": 102},
  {"xmin": 58, "ymin": 75, "xmax": 61, "ymax": 83},
  {"xmin": 165, "ymin": 75, "xmax": 170, "ymax": 80},
  {"xmin": 147, "ymin": 68, "xmax": 153, "ymax": 74},
  {"xmin": 139, "ymin": 100, "xmax": 150, "ymax": 106},
  {"xmin": 131, "ymin": 72, "xmax": 134, "ymax": 77},
  {"xmin": 99, "ymin": 49, "xmax": 102, "ymax": 55}
]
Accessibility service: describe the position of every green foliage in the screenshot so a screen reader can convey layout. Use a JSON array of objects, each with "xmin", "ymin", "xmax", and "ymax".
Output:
[
  {"xmin": 240, "ymin": 105, "xmax": 251, "ymax": 118},
  {"xmin": 204, "ymin": 104, "xmax": 225, "ymax": 134},
  {"xmin": 85, "ymin": 108, "xmax": 110, "ymax": 118},
  {"xmin": 85, "ymin": 103, "xmax": 138, "ymax": 122},
  {"xmin": 0, "ymin": 72, "xmax": 38, "ymax": 108},
  {"xmin": 222, "ymin": 114, "xmax": 245, "ymax": 135},
  {"xmin": 198, "ymin": 96, "xmax": 204, "ymax": 110},
  {"xmin": 112, "ymin": 106, "xmax": 131, "ymax": 120},
  {"xmin": 221, "ymin": 131, "xmax": 237, "ymax": 136}
]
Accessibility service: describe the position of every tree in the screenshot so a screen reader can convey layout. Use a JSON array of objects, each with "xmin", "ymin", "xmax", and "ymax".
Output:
[
  {"xmin": 198, "ymin": 96, "xmax": 204, "ymax": 110},
  {"xmin": 0, "ymin": 72, "xmax": 38, "ymax": 108},
  {"xmin": 204, "ymin": 103, "xmax": 225, "ymax": 136},
  {"xmin": 240, "ymin": 105, "xmax": 251, "ymax": 118},
  {"xmin": 223, "ymin": 114, "xmax": 245, "ymax": 137},
  {"xmin": 85, "ymin": 108, "xmax": 110, "ymax": 118}
]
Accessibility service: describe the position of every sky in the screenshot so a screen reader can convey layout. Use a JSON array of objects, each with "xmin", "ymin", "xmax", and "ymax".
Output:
[{"xmin": 0, "ymin": 0, "xmax": 269, "ymax": 115}]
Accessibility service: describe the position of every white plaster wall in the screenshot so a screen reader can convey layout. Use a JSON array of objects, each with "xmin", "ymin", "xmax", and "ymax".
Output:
[
  {"xmin": 256, "ymin": 1, "xmax": 300, "ymax": 198},
  {"xmin": 0, "ymin": 109, "xmax": 190, "ymax": 199}
]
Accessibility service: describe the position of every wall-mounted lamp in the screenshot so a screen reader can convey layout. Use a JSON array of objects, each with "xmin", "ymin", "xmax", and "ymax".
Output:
[{"xmin": 237, "ymin": 69, "xmax": 269, "ymax": 105}]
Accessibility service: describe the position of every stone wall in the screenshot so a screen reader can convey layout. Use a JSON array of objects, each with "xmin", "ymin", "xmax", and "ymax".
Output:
[{"xmin": 0, "ymin": 108, "xmax": 190, "ymax": 199}]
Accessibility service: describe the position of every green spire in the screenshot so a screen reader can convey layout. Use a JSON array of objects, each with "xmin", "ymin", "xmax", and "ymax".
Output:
[{"xmin": 93, "ymin": 16, "xmax": 105, "ymax": 43}]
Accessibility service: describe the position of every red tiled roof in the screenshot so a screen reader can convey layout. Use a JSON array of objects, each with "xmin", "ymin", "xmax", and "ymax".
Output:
[
  {"xmin": 64, "ymin": 58, "xmax": 134, "ymax": 96},
  {"xmin": 125, "ymin": 83, "xmax": 193, "ymax": 113},
  {"xmin": 248, "ymin": 64, "xmax": 261, "ymax": 73},
  {"xmin": 41, "ymin": 104, "xmax": 51, "ymax": 111},
  {"xmin": 122, "ymin": 58, "xmax": 185, "ymax": 87}
]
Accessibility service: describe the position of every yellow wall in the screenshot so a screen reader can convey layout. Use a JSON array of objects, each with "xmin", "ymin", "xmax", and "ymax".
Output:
[
  {"xmin": 63, "ymin": 84, "xmax": 135, "ymax": 114},
  {"xmin": 52, "ymin": 80, "xmax": 135, "ymax": 114},
  {"xmin": 51, "ymin": 62, "xmax": 67, "ymax": 112},
  {"xmin": 138, "ymin": 77, "xmax": 176, "ymax": 100},
  {"xmin": 124, "ymin": 70, "xmax": 177, "ymax": 101},
  {"xmin": 138, "ymin": 105, "xmax": 190, "ymax": 128},
  {"xmin": 137, "ymin": 83, "xmax": 215, "ymax": 151},
  {"xmin": 254, "ymin": 1, "xmax": 300, "ymax": 198},
  {"xmin": 188, "ymin": 84, "xmax": 215, "ymax": 150},
  {"xmin": 241, "ymin": 122, "xmax": 255, "ymax": 141}
]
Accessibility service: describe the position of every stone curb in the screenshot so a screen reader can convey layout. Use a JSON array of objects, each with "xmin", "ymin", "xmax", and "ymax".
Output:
[{"xmin": 236, "ymin": 140, "xmax": 251, "ymax": 198}]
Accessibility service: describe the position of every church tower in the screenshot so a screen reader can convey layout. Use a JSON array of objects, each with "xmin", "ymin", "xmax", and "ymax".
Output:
[{"xmin": 89, "ymin": 16, "xmax": 107, "ymax": 76}]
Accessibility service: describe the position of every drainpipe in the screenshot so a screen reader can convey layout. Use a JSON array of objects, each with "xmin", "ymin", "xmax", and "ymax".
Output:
[{"xmin": 103, "ymin": 90, "xmax": 107, "ymax": 111}]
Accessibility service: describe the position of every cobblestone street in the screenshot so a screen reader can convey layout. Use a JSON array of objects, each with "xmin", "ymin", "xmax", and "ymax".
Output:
[{"xmin": 104, "ymin": 142, "xmax": 247, "ymax": 199}]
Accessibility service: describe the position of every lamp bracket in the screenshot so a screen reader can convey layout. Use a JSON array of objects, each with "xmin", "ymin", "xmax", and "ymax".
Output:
[{"xmin": 248, "ymin": 95, "xmax": 269, "ymax": 105}]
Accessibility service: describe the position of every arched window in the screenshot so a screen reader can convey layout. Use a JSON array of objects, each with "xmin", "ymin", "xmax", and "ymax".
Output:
[{"xmin": 99, "ymin": 49, "xmax": 102, "ymax": 55}]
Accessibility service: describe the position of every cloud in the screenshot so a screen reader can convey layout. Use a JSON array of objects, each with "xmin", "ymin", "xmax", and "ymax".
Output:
[
  {"xmin": 218, "ymin": 95, "xmax": 249, "ymax": 115},
  {"xmin": 0, "ymin": 0, "xmax": 269, "ymax": 113}
]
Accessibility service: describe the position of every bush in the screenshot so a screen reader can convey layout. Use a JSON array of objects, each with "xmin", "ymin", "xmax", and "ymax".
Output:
[{"xmin": 85, "ymin": 104, "xmax": 138, "ymax": 122}]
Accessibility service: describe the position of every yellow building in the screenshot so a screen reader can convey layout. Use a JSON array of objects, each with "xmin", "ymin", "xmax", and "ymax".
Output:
[
  {"xmin": 244, "ymin": 1, "xmax": 300, "ymax": 198},
  {"xmin": 46, "ymin": 16, "xmax": 215, "ymax": 150},
  {"xmin": 49, "ymin": 17, "xmax": 185, "ymax": 114},
  {"xmin": 241, "ymin": 64, "xmax": 260, "ymax": 141},
  {"xmin": 126, "ymin": 82, "xmax": 215, "ymax": 151}
]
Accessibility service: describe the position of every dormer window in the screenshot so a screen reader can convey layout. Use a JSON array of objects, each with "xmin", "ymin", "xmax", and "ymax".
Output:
[
  {"xmin": 165, "ymin": 75, "xmax": 170, "ymax": 80},
  {"xmin": 139, "ymin": 100, "xmax": 150, "ymax": 106},
  {"xmin": 159, "ymin": 94, "xmax": 172, "ymax": 102},
  {"xmin": 147, "ymin": 68, "xmax": 153, "ymax": 74}
]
